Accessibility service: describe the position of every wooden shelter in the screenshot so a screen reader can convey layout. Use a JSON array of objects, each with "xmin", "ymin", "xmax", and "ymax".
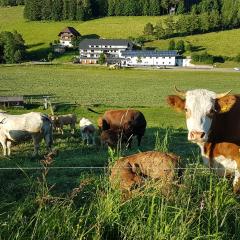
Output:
[{"xmin": 0, "ymin": 96, "xmax": 24, "ymax": 107}]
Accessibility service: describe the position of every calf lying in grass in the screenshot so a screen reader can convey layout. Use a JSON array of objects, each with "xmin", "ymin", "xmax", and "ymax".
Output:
[
  {"xmin": 110, "ymin": 151, "xmax": 180, "ymax": 193},
  {"xmin": 199, "ymin": 142, "xmax": 240, "ymax": 193}
]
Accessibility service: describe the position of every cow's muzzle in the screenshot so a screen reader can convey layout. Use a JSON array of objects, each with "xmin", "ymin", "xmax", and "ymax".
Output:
[{"xmin": 189, "ymin": 131, "xmax": 206, "ymax": 142}]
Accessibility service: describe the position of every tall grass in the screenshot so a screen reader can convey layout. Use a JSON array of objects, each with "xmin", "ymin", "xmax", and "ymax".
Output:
[{"xmin": 1, "ymin": 134, "xmax": 240, "ymax": 240}]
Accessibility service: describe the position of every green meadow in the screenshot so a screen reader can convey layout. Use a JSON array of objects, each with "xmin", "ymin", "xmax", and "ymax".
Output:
[{"xmin": 0, "ymin": 65, "xmax": 240, "ymax": 239}]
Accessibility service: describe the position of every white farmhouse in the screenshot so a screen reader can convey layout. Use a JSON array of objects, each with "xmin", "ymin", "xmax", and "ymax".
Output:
[
  {"xmin": 58, "ymin": 27, "xmax": 81, "ymax": 48},
  {"xmin": 79, "ymin": 39, "xmax": 133, "ymax": 64},
  {"xmin": 120, "ymin": 50, "xmax": 179, "ymax": 67}
]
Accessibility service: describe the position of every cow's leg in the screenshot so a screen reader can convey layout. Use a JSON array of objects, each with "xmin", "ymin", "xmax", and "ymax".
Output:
[
  {"xmin": 71, "ymin": 124, "xmax": 75, "ymax": 134},
  {"xmin": 233, "ymin": 169, "xmax": 240, "ymax": 194},
  {"xmin": 92, "ymin": 134, "xmax": 96, "ymax": 145},
  {"xmin": 0, "ymin": 137, "xmax": 7, "ymax": 156},
  {"xmin": 6, "ymin": 140, "xmax": 12, "ymax": 156},
  {"xmin": 44, "ymin": 133, "xmax": 53, "ymax": 152},
  {"xmin": 32, "ymin": 134, "xmax": 42, "ymax": 156}
]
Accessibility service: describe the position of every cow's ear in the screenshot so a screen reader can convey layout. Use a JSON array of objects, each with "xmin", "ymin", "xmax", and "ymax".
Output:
[
  {"xmin": 216, "ymin": 95, "xmax": 236, "ymax": 113},
  {"xmin": 166, "ymin": 95, "xmax": 185, "ymax": 112}
]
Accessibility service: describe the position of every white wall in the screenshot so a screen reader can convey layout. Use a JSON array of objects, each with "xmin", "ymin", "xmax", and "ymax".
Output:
[
  {"xmin": 60, "ymin": 40, "xmax": 73, "ymax": 47},
  {"xmin": 121, "ymin": 56, "xmax": 176, "ymax": 66}
]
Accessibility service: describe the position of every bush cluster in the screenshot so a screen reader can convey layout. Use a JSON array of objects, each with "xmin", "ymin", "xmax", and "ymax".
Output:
[{"xmin": 0, "ymin": 31, "xmax": 26, "ymax": 64}]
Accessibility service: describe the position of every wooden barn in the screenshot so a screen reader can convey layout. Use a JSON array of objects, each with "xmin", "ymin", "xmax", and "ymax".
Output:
[{"xmin": 0, "ymin": 96, "xmax": 24, "ymax": 107}]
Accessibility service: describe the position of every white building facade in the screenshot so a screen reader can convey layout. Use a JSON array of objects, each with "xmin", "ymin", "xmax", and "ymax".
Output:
[
  {"xmin": 120, "ymin": 50, "xmax": 179, "ymax": 67},
  {"xmin": 79, "ymin": 39, "xmax": 133, "ymax": 64}
]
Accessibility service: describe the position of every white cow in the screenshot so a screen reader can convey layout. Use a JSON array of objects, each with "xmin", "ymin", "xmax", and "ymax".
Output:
[
  {"xmin": 0, "ymin": 112, "xmax": 53, "ymax": 156},
  {"xmin": 79, "ymin": 118, "xmax": 96, "ymax": 145}
]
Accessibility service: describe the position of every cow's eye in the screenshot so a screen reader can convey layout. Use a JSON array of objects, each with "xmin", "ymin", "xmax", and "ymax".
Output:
[{"xmin": 207, "ymin": 109, "xmax": 216, "ymax": 117}]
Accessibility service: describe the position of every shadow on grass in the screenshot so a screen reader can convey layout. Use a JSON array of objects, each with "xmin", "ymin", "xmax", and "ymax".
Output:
[
  {"xmin": 0, "ymin": 126, "xmax": 198, "ymax": 202},
  {"xmin": 27, "ymin": 46, "xmax": 50, "ymax": 61}
]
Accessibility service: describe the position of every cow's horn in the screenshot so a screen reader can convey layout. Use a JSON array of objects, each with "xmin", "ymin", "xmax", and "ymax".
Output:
[
  {"xmin": 0, "ymin": 118, "xmax": 6, "ymax": 124},
  {"xmin": 216, "ymin": 90, "xmax": 232, "ymax": 99},
  {"xmin": 174, "ymin": 86, "xmax": 186, "ymax": 97}
]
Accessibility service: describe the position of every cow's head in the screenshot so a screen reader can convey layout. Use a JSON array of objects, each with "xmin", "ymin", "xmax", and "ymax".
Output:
[{"xmin": 167, "ymin": 87, "xmax": 235, "ymax": 143}]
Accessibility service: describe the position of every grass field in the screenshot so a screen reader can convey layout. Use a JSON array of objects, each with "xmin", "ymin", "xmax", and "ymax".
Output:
[
  {"xmin": 1, "ymin": 6, "xmax": 240, "ymax": 63},
  {"xmin": 1, "ymin": 65, "xmax": 240, "ymax": 239}
]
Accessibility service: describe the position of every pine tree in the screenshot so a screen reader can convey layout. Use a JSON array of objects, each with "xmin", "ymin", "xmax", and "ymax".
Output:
[
  {"xmin": 143, "ymin": 22, "xmax": 154, "ymax": 35},
  {"xmin": 175, "ymin": 40, "xmax": 185, "ymax": 53},
  {"xmin": 164, "ymin": 16, "xmax": 175, "ymax": 37},
  {"xmin": 168, "ymin": 39, "xmax": 175, "ymax": 50},
  {"xmin": 149, "ymin": 0, "xmax": 160, "ymax": 16},
  {"xmin": 63, "ymin": 0, "xmax": 69, "ymax": 20},
  {"xmin": 108, "ymin": 0, "xmax": 116, "ymax": 16},
  {"xmin": 199, "ymin": 12, "xmax": 210, "ymax": 32},
  {"xmin": 143, "ymin": 0, "xmax": 149, "ymax": 15},
  {"xmin": 114, "ymin": 0, "xmax": 125, "ymax": 15},
  {"xmin": 24, "ymin": 0, "xmax": 41, "ymax": 20},
  {"xmin": 68, "ymin": 0, "xmax": 77, "ymax": 20},
  {"xmin": 41, "ymin": 0, "xmax": 53, "ymax": 20},
  {"xmin": 176, "ymin": 0, "xmax": 185, "ymax": 14},
  {"xmin": 52, "ymin": 0, "xmax": 63, "ymax": 21},
  {"xmin": 154, "ymin": 20, "xmax": 166, "ymax": 39}
]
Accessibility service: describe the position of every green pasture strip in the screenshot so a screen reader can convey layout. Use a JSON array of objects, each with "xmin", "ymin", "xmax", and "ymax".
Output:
[{"xmin": 0, "ymin": 65, "xmax": 240, "ymax": 107}]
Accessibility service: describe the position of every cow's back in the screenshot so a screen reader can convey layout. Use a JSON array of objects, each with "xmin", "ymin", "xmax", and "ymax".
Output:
[{"xmin": 0, "ymin": 112, "xmax": 44, "ymax": 141}]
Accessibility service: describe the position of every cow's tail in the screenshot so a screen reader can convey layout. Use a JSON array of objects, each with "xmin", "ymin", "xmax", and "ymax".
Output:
[{"xmin": 87, "ymin": 108, "xmax": 102, "ymax": 114}]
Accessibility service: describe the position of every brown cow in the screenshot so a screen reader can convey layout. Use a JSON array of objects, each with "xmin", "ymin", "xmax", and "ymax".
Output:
[
  {"xmin": 199, "ymin": 142, "xmax": 240, "ymax": 193},
  {"xmin": 101, "ymin": 129, "xmax": 130, "ymax": 148},
  {"xmin": 99, "ymin": 109, "xmax": 147, "ymax": 147},
  {"xmin": 110, "ymin": 151, "xmax": 180, "ymax": 192},
  {"xmin": 51, "ymin": 114, "xmax": 77, "ymax": 134},
  {"xmin": 167, "ymin": 87, "xmax": 240, "ymax": 193}
]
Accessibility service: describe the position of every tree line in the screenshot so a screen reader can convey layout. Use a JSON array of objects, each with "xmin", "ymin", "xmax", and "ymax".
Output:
[
  {"xmin": 0, "ymin": 31, "xmax": 26, "ymax": 64},
  {"xmin": 0, "ymin": 0, "xmax": 24, "ymax": 6},
  {"xmin": 143, "ymin": 1, "xmax": 240, "ymax": 41},
  {"xmin": 23, "ymin": 0, "xmax": 201, "ymax": 21}
]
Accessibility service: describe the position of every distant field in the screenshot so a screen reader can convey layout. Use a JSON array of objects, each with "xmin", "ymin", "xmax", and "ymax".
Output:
[
  {"xmin": 1, "ymin": 65, "xmax": 240, "ymax": 106},
  {"xmin": 1, "ymin": 6, "xmax": 240, "ymax": 61},
  {"xmin": 145, "ymin": 29, "xmax": 240, "ymax": 57}
]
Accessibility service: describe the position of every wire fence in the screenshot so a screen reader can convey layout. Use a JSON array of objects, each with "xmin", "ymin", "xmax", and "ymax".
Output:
[{"xmin": 0, "ymin": 166, "xmax": 235, "ymax": 171}]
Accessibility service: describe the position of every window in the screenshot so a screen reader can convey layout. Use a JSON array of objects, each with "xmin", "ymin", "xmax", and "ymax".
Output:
[{"xmin": 91, "ymin": 50, "xmax": 94, "ymax": 52}]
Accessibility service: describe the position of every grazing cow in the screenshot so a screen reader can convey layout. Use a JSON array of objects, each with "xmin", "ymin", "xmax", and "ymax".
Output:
[
  {"xmin": 199, "ymin": 142, "xmax": 240, "ymax": 193},
  {"xmin": 99, "ymin": 109, "xmax": 147, "ymax": 147},
  {"xmin": 110, "ymin": 151, "xmax": 180, "ymax": 192},
  {"xmin": 79, "ymin": 117, "xmax": 96, "ymax": 145},
  {"xmin": 167, "ymin": 87, "xmax": 240, "ymax": 192},
  {"xmin": 50, "ymin": 114, "xmax": 77, "ymax": 134},
  {"xmin": 0, "ymin": 112, "xmax": 53, "ymax": 156}
]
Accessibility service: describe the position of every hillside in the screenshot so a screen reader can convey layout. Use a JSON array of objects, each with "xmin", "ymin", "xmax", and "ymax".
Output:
[{"xmin": 0, "ymin": 6, "xmax": 240, "ymax": 62}]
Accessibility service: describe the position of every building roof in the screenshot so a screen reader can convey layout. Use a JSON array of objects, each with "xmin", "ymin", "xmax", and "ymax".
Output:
[
  {"xmin": 121, "ymin": 50, "xmax": 179, "ymax": 57},
  {"xmin": 79, "ymin": 39, "xmax": 133, "ymax": 49},
  {"xmin": 0, "ymin": 96, "xmax": 24, "ymax": 102},
  {"xmin": 58, "ymin": 27, "xmax": 81, "ymax": 37}
]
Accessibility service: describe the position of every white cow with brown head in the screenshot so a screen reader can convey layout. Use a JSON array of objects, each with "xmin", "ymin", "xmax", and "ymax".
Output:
[{"xmin": 167, "ymin": 87, "xmax": 240, "ymax": 193}]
